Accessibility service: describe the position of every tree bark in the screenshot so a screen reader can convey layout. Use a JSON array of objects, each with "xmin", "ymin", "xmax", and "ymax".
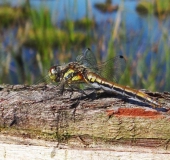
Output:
[{"xmin": 0, "ymin": 84, "xmax": 170, "ymax": 152}]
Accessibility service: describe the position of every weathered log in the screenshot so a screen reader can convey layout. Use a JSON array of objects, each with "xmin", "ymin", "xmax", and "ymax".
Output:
[{"xmin": 0, "ymin": 84, "xmax": 170, "ymax": 157}]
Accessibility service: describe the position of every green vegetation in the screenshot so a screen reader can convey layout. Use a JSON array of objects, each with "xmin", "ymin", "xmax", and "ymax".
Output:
[
  {"xmin": 136, "ymin": 1, "xmax": 154, "ymax": 15},
  {"xmin": 136, "ymin": 0, "xmax": 170, "ymax": 18},
  {"xmin": 94, "ymin": 0, "xmax": 118, "ymax": 13},
  {"xmin": 0, "ymin": 5, "xmax": 28, "ymax": 27}
]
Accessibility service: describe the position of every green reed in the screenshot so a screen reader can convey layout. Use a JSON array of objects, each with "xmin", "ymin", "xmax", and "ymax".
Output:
[
  {"xmin": 29, "ymin": 7, "xmax": 54, "ymax": 73},
  {"xmin": 105, "ymin": 5, "xmax": 132, "ymax": 87}
]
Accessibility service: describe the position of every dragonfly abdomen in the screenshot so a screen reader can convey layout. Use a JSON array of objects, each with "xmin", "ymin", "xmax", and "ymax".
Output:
[{"xmin": 85, "ymin": 72, "xmax": 161, "ymax": 108}]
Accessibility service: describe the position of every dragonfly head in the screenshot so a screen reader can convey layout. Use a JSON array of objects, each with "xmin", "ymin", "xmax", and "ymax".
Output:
[{"xmin": 48, "ymin": 65, "xmax": 61, "ymax": 82}]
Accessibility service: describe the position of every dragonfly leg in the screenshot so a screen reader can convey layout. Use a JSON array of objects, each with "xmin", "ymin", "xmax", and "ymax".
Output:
[
  {"xmin": 60, "ymin": 84, "xmax": 65, "ymax": 95},
  {"xmin": 67, "ymin": 84, "xmax": 88, "ymax": 99}
]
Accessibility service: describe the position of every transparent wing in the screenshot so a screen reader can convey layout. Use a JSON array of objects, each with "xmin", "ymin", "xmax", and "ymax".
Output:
[
  {"xmin": 77, "ymin": 48, "xmax": 126, "ymax": 82},
  {"xmin": 100, "ymin": 55, "xmax": 126, "ymax": 82},
  {"xmin": 76, "ymin": 48, "xmax": 99, "ymax": 73}
]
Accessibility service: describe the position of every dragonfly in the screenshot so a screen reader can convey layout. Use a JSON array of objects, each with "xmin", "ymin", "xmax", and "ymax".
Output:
[{"xmin": 48, "ymin": 48, "xmax": 161, "ymax": 108}]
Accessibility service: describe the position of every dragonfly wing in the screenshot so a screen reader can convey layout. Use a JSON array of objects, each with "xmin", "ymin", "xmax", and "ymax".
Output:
[
  {"xmin": 76, "ymin": 48, "xmax": 126, "ymax": 82},
  {"xmin": 100, "ymin": 55, "xmax": 126, "ymax": 82},
  {"xmin": 76, "ymin": 48, "xmax": 99, "ymax": 73}
]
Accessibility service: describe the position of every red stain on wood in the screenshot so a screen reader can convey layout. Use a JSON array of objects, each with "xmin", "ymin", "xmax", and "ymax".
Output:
[{"xmin": 106, "ymin": 108, "xmax": 163, "ymax": 118}]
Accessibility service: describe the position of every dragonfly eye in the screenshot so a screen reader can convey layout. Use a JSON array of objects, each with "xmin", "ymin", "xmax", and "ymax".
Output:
[
  {"xmin": 49, "ymin": 66, "xmax": 61, "ymax": 82},
  {"xmin": 51, "ymin": 67, "xmax": 57, "ymax": 74}
]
